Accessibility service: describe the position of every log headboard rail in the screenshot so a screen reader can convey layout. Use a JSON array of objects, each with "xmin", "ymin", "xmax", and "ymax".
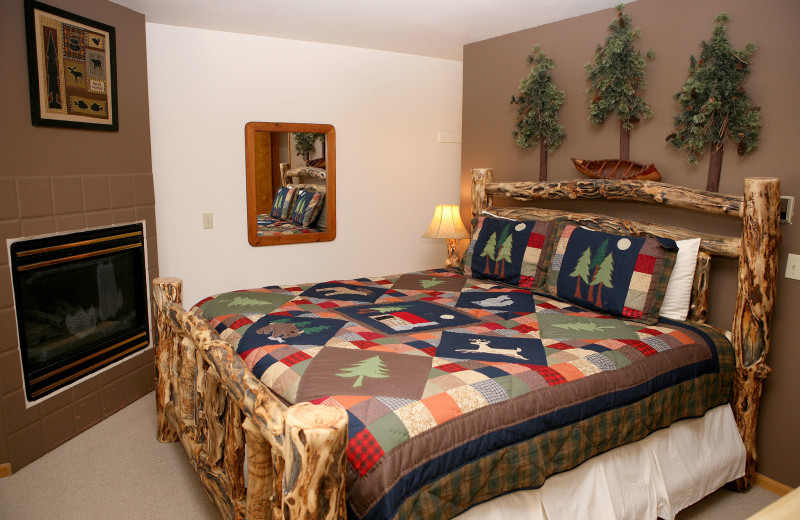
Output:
[{"xmin": 471, "ymin": 167, "xmax": 780, "ymax": 491}]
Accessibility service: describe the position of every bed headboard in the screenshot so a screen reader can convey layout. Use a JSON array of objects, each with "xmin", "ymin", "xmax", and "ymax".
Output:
[{"xmin": 470, "ymin": 167, "xmax": 780, "ymax": 490}]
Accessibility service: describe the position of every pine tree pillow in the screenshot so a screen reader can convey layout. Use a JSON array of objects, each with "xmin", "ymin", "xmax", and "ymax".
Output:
[
  {"xmin": 290, "ymin": 189, "xmax": 324, "ymax": 227},
  {"xmin": 462, "ymin": 215, "xmax": 563, "ymax": 290},
  {"xmin": 270, "ymin": 186, "xmax": 297, "ymax": 220},
  {"xmin": 547, "ymin": 224, "xmax": 678, "ymax": 324}
]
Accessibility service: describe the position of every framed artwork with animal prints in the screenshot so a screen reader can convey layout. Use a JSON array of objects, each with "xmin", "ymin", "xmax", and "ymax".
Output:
[{"xmin": 24, "ymin": 0, "xmax": 118, "ymax": 131}]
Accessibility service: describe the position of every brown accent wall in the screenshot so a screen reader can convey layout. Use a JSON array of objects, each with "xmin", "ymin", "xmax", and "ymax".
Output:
[
  {"xmin": 462, "ymin": 0, "xmax": 800, "ymax": 487},
  {"xmin": 0, "ymin": 0, "xmax": 155, "ymax": 472}
]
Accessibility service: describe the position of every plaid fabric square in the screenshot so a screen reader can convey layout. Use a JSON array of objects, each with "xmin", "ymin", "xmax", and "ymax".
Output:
[
  {"xmin": 526, "ymin": 365, "xmax": 567, "ymax": 385},
  {"xmin": 282, "ymin": 351, "xmax": 311, "ymax": 367},
  {"xmin": 348, "ymin": 429, "xmax": 384, "ymax": 476}
]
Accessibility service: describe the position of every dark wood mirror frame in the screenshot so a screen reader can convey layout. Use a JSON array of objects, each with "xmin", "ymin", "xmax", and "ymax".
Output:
[{"xmin": 245, "ymin": 122, "xmax": 336, "ymax": 246}]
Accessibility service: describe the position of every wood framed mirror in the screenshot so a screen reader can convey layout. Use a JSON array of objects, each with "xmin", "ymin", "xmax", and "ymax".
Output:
[{"xmin": 245, "ymin": 122, "xmax": 336, "ymax": 246}]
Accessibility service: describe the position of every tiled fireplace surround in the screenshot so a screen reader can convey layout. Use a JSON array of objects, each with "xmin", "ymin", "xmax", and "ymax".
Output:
[{"xmin": 0, "ymin": 173, "xmax": 158, "ymax": 472}]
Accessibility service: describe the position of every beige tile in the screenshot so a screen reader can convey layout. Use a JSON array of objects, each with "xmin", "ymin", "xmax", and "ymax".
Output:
[
  {"xmin": 111, "ymin": 207, "xmax": 137, "ymax": 225},
  {"xmin": 101, "ymin": 379, "xmax": 126, "ymax": 416},
  {"xmin": 71, "ymin": 375, "xmax": 101, "ymax": 400},
  {"xmin": 55, "ymin": 214, "xmax": 87, "ymax": 232},
  {"xmin": 134, "ymin": 205, "xmax": 157, "ymax": 237},
  {"xmin": 0, "ymin": 351, "xmax": 22, "ymax": 396},
  {"xmin": 0, "ymin": 309, "xmax": 17, "ymax": 355},
  {"xmin": 109, "ymin": 175, "xmax": 135, "ymax": 208},
  {"xmin": 133, "ymin": 174, "xmax": 155, "ymax": 206},
  {"xmin": 17, "ymin": 178, "xmax": 53, "ymax": 219},
  {"xmin": 0, "ymin": 398, "xmax": 8, "ymax": 463},
  {"xmin": 52, "ymin": 177, "xmax": 84, "ymax": 215},
  {"xmin": 0, "ymin": 220, "xmax": 22, "ymax": 266},
  {"xmin": 84, "ymin": 211, "xmax": 112, "ymax": 228},
  {"xmin": 38, "ymin": 387, "xmax": 74, "ymax": 416},
  {"xmin": 2, "ymin": 390, "xmax": 40, "ymax": 435},
  {"xmin": 0, "ymin": 179, "xmax": 18, "ymax": 220},
  {"xmin": 41, "ymin": 405, "xmax": 76, "ymax": 453},
  {"xmin": 82, "ymin": 176, "xmax": 110, "ymax": 211},
  {"xmin": 6, "ymin": 422, "xmax": 44, "ymax": 471},
  {"xmin": 124, "ymin": 366, "xmax": 150, "ymax": 402},
  {"xmin": 73, "ymin": 391, "xmax": 102, "ymax": 433},
  {"xmin": 99, "ymin": 363, "xmax": 124, "ymax": 386},
  {"xmin": 20, "ymin": 217, "xmax": 56, "ymax": 237},
  {"xmin": 0, "ymin": 267, "xmax": 12, "ymax": 309},
  {"xmin": 146, "ymin": 236, "xmax": 158, "ymax": 271}
]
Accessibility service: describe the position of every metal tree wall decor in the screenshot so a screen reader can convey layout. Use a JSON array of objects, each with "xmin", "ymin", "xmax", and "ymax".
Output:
[
  {"xmin": 666, "ymin": 14, "xmax": 760, "ymax": 192},
  {"xmin": 585, "ymin": 4, "xmax": 654, "ymax": 160},
  {"xmin": 510, "ymin": 45, "xmax": 566, "ymax": 181}
]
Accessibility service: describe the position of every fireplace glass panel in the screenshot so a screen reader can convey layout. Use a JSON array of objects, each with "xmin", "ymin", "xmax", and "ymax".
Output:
[{"xmin": 10, "ymin": 223, "xmax": 150, "ymax": 401}]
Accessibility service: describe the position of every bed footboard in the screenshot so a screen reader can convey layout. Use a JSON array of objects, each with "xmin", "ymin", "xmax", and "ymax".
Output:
[{"xmin": 153, "ymin": 278, "xmax": 348, "ymax": 520}]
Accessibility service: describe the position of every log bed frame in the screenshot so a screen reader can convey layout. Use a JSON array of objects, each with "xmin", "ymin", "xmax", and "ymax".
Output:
[{"xmin": 152, "ymin": 168, "xmax": 779, "ymax": 519}]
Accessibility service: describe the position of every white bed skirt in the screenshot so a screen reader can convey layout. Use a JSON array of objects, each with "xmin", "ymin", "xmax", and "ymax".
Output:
[{"xmin": 455, "ymin": 404, "xmax": 745, "ymax": 520}]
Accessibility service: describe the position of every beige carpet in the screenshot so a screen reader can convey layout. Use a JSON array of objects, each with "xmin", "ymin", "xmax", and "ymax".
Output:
[{"xmin": 0, "ymin": 392, "xmax": 779, "ymax": 519}]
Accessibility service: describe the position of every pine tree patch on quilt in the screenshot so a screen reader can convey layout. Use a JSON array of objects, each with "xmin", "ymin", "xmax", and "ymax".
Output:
[
  {"xmin": 462, "ymin": 215, "xmax": 561, "ymax": 289},
  {"xmin": 297, "ymin": 348, "xmax": 432, "ymax": 401},
  {"xmin": 391, "ymin": 272, "xmax": 467, "ymax": 292},
  {"xmin": 547, "ymin": 224, "xmax": 677, "ymax": 324}
]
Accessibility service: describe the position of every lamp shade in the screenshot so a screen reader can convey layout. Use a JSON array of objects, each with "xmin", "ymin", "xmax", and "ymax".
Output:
[{"xmin": 422, "ymin": 204, "xmax": 469, "ymax": 239}]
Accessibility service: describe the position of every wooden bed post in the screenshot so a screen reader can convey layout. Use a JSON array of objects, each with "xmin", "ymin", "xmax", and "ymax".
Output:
[
  {"xmin": 730, "ymin": 177, "xmax": 780, "ymax": 491},
  {"xmin": 471, "ymin": 168, "xmax": 494, "ymax": 219},
  {"xmin": 153, "ymin": 277, "xmax": 182, "ymax": 443},
  {"xmin": 282, "ymin": 402, "xmax": 348, "ymax": 520}
]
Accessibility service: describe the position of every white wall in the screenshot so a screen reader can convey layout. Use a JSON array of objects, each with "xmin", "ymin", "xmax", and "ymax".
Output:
[{"xmin": 146, "ymin": 24, "xmax": 463, "ymax": 305}]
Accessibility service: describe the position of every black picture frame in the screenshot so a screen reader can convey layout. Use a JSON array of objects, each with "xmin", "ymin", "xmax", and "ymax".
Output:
[{"xmin": 24, "ymin": 0, "xmax": 119, "ymax": 131}]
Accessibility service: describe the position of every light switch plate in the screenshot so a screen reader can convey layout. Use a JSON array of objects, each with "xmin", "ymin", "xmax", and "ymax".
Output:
[
  {"xmin": 786, "ymin": 253, "xmax": 800, "ymax": 280},
  {"xmin": 203, "ymin": 213, "xmax": 213, "ymax": 229}
]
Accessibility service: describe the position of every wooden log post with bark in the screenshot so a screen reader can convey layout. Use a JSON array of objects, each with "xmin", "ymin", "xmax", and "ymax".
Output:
[
  {"xmin": 730, "ymin": 177, "xmax": 780, "ymax": 490},
  {"xmin": 152, "ymin": 277, "xmax": 349, "ymax": 520}
]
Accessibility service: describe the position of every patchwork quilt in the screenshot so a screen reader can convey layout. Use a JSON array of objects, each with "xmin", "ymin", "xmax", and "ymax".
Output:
[
  {"xmin": 256, "ymin": 214, "xmax": 324, "ymax": 236},
  {"xmin": 192, "ymin": 268, "xmax": 734, "ymax": 520}
]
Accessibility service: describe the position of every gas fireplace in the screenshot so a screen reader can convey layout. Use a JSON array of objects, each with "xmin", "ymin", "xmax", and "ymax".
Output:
[{"xmin": 9, "ymin": 223, "xmax": 150, "ymax": 402}]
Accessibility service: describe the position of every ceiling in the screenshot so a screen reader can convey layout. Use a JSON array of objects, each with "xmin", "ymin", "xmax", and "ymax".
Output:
[{"xmin": 110, "ymin": 0, "xmax": 626, "ymax": 61}]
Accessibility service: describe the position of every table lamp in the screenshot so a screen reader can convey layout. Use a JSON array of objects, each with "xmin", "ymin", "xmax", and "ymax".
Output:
[{"xmin": 422, "ymin": 204, "xmax": 470, "ymax": 267}]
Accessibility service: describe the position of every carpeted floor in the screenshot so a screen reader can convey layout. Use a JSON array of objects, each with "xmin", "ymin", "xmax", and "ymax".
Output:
[{"xmin": 0, "ymin": 393, "xmax": 780, "ymax": 519}]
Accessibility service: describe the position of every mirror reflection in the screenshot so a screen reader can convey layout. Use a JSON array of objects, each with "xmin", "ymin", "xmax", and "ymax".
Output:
[{"xmin": 245, "ymin": 122, "xmax": 336, "ymax": 246}]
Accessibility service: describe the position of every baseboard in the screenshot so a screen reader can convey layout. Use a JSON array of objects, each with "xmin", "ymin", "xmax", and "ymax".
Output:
[
  {"xmin": 756, "ymin": 473, "xmax": 794, "ymax": 496},
  {"xmin": 0, "ymin": 463, "xmax": 11, "ymax": 478}
]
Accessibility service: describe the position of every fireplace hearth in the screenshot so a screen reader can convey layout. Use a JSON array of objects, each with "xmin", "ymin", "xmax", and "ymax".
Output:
[{"xmin": 9, "ymin": 223, "xmax": 150, "ymax": 402}]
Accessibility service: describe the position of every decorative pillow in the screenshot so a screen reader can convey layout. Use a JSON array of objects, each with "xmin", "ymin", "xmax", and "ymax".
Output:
[
  {"xmin": 461, "ymin": 215, "xmax": 563, "ymax": 290},
  {"xmin": 270, "ymin": 186, "xmax": 296, "ymax": 220},
  {"xmin": 546, "ymin": 224, "xmax": 678, "ymax": 324},
  {"xmin": 659, "ymin": 238, "xmax": 701, "ymax": 321},
  {"xmin": 315, "ymin": 197, "xmax": 328, "ymax": 230},
  {"xmin": 290, "ymin": 190, "xmax": 324, "ymax": 227}
]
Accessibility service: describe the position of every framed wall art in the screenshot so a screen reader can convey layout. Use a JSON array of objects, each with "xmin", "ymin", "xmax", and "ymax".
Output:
[{"xmin": 24, "ymin": 0, "xmax": 119, "ymax": 131}]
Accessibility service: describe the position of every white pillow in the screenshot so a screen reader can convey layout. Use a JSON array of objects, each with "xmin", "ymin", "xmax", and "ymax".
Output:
[{"xmin": 659, "ymin": 238, "xmax": 701, "ymax": 321}]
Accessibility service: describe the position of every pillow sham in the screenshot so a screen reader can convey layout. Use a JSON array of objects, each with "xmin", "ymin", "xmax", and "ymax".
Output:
[
  {"xmin": 290, "ymin": 189, "xmax": 325, "ymax": 227},
  {"xmin": 659, "ymin": 238, "xmax": 701, "ymax": 321},
  {"xmin": 546, "ymin": 224, "xmax": 678, "ymax": 324},
  {"xmin": 270, "ymin": 186, "xmax": 296, "ymax": 220},
  {"xmin": 461, "ymin": 214, "xmax": 563, "ymax": 290}
]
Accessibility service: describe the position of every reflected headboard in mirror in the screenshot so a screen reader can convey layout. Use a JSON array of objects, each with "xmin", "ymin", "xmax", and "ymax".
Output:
[{"xmin": 245, "ymin": 122, "xmax": 336, "ymax": 246}]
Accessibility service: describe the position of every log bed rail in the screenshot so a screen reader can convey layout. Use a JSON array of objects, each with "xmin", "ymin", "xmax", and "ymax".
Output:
[{"xmin": 152, "ymin": 168, "xmax": 779, "ymax": 519}]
